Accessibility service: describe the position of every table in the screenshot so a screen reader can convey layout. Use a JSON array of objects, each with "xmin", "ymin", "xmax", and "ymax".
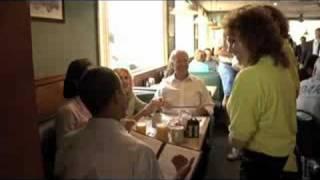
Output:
[{"xmin": 140, "ymin": 113, "xmax": 210, "ymax": 151}]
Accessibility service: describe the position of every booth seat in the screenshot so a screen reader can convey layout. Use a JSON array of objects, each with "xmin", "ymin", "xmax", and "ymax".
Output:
[
  {"xmin": 39, "ymin": 116, "xmax": 57, "ymax": 180},
  {"xmin": 133, "ymin": 86, "xmax": 157, "ymax": 103},
  {"xmin": 190, "ymin": 70, "xmax": 224, "ymax": 102}
]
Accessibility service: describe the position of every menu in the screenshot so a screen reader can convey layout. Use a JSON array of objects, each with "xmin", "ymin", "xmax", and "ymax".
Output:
[
  {"xmin": 131, "ymin": 131, "xmax": 201, "ymax": 180},
  {"xmin": 158, "ymin": 144, "xmax": 201, "ymax": 180},
  {"xmin": 130, "ymin": 131, "xmax": 164, "ymax": 156}
]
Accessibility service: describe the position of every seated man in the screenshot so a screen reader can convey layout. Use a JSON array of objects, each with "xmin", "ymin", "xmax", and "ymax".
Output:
[
  {"xmin": 156, "ymin": 50, "xmax": 214, "ymax": 116},
  {"xmin": 297, "ymin": 57, "xmax": 320, "ymax": 120},
  {"xmin": 55, "ymin": 67, "xmax": 193, "ymax": 179}
]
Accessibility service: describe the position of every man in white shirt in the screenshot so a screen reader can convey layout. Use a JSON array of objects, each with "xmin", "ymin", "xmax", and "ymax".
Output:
[
  {"xmin": 297, "ymin": 57, "xmax": 320, "ymax": 120},
  {"xmin": 55, "ymin": 67, "xmax": 193, "ymax": 179},
  {"xmin": 156, "ymin": 50, "xmax": 214, "ymax": 116}
]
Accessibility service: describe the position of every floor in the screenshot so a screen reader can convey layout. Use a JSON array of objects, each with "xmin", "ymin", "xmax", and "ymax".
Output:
[{"xmin": 202, "ymin": 110, "xmax": 241, "ymax": 180}]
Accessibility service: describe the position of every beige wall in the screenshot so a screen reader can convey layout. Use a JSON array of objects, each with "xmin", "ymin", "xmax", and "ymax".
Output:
[{"xmin": 31, "ymin": 1, "xmax": 98, "ymax": 79}]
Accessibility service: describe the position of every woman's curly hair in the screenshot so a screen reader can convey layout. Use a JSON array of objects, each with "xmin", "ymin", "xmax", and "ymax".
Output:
[{"xmin": 222, "ymin": 6, "xmax": 289, "ymax": 68}]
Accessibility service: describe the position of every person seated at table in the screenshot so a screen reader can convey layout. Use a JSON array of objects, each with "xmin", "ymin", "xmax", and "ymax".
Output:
[
  {"xmin": 55, "ymin": 58, "xmax": 92, "ymax": 149},
  {"xmin": 189, "ymin": 49, "xmax": 210, "ymax": 73},
  {"xmin": 298, "ymin": 55, "xmax": 319, "ymax": 81},
  {"xmin": 155, "ymin": 50, "xmax": 214, "ymax": 116},
  {"xmin": 55, "ymin": 67, "xmax": 194, "ymax": 179},
  {"xmin": 114, "ymin": 68, "xmax": 163, "ymax": 121},
  {"xmin": 297, "ymin": 57, "xmax": 320, "ymax": 120}
]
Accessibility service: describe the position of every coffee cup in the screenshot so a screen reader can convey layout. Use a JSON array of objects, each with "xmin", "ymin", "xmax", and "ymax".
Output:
[
  {"xmin": 136, "ymin": 121, "xmax": 147, "ymax": 135},
  {"xmin": 170, "ymin": 125, "xmax": 184, "ymax": 144},
  {"xmin": 156, "ymin": 122, "xmax": 169, "ymax": 141}
]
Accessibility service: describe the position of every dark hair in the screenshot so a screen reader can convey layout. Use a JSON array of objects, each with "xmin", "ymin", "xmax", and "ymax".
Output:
[
  {"xmin": 263, "ymin": 5, "xmax": 289, "ymax": 39},
  {"xmin": 63, "ymin": 59, "xmax": 91, "ymax": 98},
  {"xmin": 223, "ymin": 6, "xmax": 289, "ymax": 68},
  {"xmin": 79, "ymin": 67, "xmax": 121, "ymax": 115}
]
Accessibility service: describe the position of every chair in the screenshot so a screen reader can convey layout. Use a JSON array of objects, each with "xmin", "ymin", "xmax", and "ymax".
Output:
[
  {"xmin": 295, "ymin": 110, "xmax": 320, "ymax": 180},
  {"xmin": 133, "ymin": 87, "xmax": 157, "ymax": 103},
  {"xmin": 39, "ymin": 117, "xmax": 57, "ymax": 180}
]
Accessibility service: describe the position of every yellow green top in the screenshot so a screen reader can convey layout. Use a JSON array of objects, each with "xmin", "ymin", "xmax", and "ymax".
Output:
[
  {"xmin": 283, "ymin": 38, "xmax": 300, "ymax": 95},
  {"xmin": 227, "ymin": 55, "xmax": 297, "ymax": 157}
]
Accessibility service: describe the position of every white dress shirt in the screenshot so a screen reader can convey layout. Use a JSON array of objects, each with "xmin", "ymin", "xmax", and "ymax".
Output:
[
  {"xmin": 312, "ymin": 39, "xmax": 320, "ymax": 56},
  {"xmin": 55, "ymin": 118, "xmax": 163, "ymax": 179},
  {"xmin": 155, "ymin": 74, "xmax": 214, "ymax": 115}
]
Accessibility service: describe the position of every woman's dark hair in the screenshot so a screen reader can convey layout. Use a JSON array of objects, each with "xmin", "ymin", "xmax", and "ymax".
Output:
[
  {"xmin": 223, "ymin": 6, "xmax": 289, "ymax": 68},
  {"xmin": 79, "ymin": 67, "xmax": 121, "ymax": 115},
  {"xmin": 63, "ymin": 59, "xmax": 91, "ymax": 98},
  {"xmin": 262, "ymin": 5, "xmax": 289, "ymax": 39}
]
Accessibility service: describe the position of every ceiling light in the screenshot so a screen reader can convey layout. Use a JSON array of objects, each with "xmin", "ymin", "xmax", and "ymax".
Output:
[{"xmin": 273, "ymin": 2, "xmax": 278, "ymax": 6}]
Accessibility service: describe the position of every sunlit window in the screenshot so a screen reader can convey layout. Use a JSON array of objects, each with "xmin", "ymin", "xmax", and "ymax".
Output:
[
  {"xmin": 107, "ymin": 1, "xmax": 165, "ymax": 71},
  {"xmin": 174, "ymin": 1, "xmax": 195, "ymax": 57},
  {"xmin": 197, "ymin": 16, "xmax": 209, "ymax": 50},
  {"xmin": 289, "ymin": 20, "xmax": 320, "ymax": 44}
]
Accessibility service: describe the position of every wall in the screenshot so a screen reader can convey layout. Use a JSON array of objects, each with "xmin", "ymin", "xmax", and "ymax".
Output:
[
  {"xmin": 0, "ymin": 2, "xmax": 43, "ymax": 177},
  {"xmin": 31, "ymin": 1, "xmax": 98, "ymax": 79},
  {"xmin": 31, "ymin": 1, "xmax": 98, "ymax": 120},
  {"xmin": 31, "ymin": 2, "xmax": 167, "ymax": 120}
]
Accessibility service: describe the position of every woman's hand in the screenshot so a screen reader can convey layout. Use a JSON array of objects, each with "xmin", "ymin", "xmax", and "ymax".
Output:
[{"xmin": 142, "ymin": 97, "xmax": 166, "ymax": 115}]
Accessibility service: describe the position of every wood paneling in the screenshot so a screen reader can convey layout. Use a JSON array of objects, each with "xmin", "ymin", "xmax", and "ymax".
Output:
[
  {"xmin": 34, "ymin": 75, "xmax": 65, "ymax": 121},
  {"xmin": 0, "ymin": 2, "xmax": 43, "ymax": 177}
]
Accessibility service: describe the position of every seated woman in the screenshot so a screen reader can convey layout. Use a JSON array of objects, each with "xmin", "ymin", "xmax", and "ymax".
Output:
[
  {"xmin": 55, "ymin": 59, "xmax": 92, "ymax": 149},
  {"xmin": 188, "ymin": 49, "xmax": 210, "ymax": 73},
  {"xmin": 114, "ymin": 68, "xmax": 163, "ymax": 121}
]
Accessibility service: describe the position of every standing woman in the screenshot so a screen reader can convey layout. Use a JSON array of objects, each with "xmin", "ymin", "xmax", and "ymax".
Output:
[
  {"xmin": 224, "ymin": 6, "xmax": 296, "ymax": 180},
  {"xmin": 262, "ymin": 5, "xmax": 300, "ymax": 177},
  {"xmin": 56, "ymin": 59, "xmax": 92, "ymax": 148},
  {"xmin": 263, "ymin": 5, "xmax": 300, "ymax": 95}
]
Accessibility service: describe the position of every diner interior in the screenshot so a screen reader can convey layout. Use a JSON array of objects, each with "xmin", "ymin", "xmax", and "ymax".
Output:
[{"xmin": 1, "ymin": 0, "xmax": 320, "ymax": 179}]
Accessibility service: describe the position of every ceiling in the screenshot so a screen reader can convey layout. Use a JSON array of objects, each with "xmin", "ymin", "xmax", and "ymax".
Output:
[{"xmin": 198, "ymin": 0, "xmax": 320, "ymax": 18}]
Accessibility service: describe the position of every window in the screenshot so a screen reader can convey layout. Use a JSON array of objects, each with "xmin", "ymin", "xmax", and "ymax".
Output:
[
  {"xmin": 289, "ymin": 20, "xmax": 320, "ymax": 44},
  {"xmin": 101, "ymin": 1, "xmax": 166, "ymax": 72},
  {"xmin": 197, "ymin": 15, "xmax": 209, "ymax": 50},
  {"xmin": 174, "ymin": 1, "xmax": 195, "ymax": 57}
]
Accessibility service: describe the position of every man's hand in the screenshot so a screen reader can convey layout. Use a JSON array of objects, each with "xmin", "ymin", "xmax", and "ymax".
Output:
[{"xmin": 171, "ymin": 155, "xmax": 195, "ymax": 180}]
